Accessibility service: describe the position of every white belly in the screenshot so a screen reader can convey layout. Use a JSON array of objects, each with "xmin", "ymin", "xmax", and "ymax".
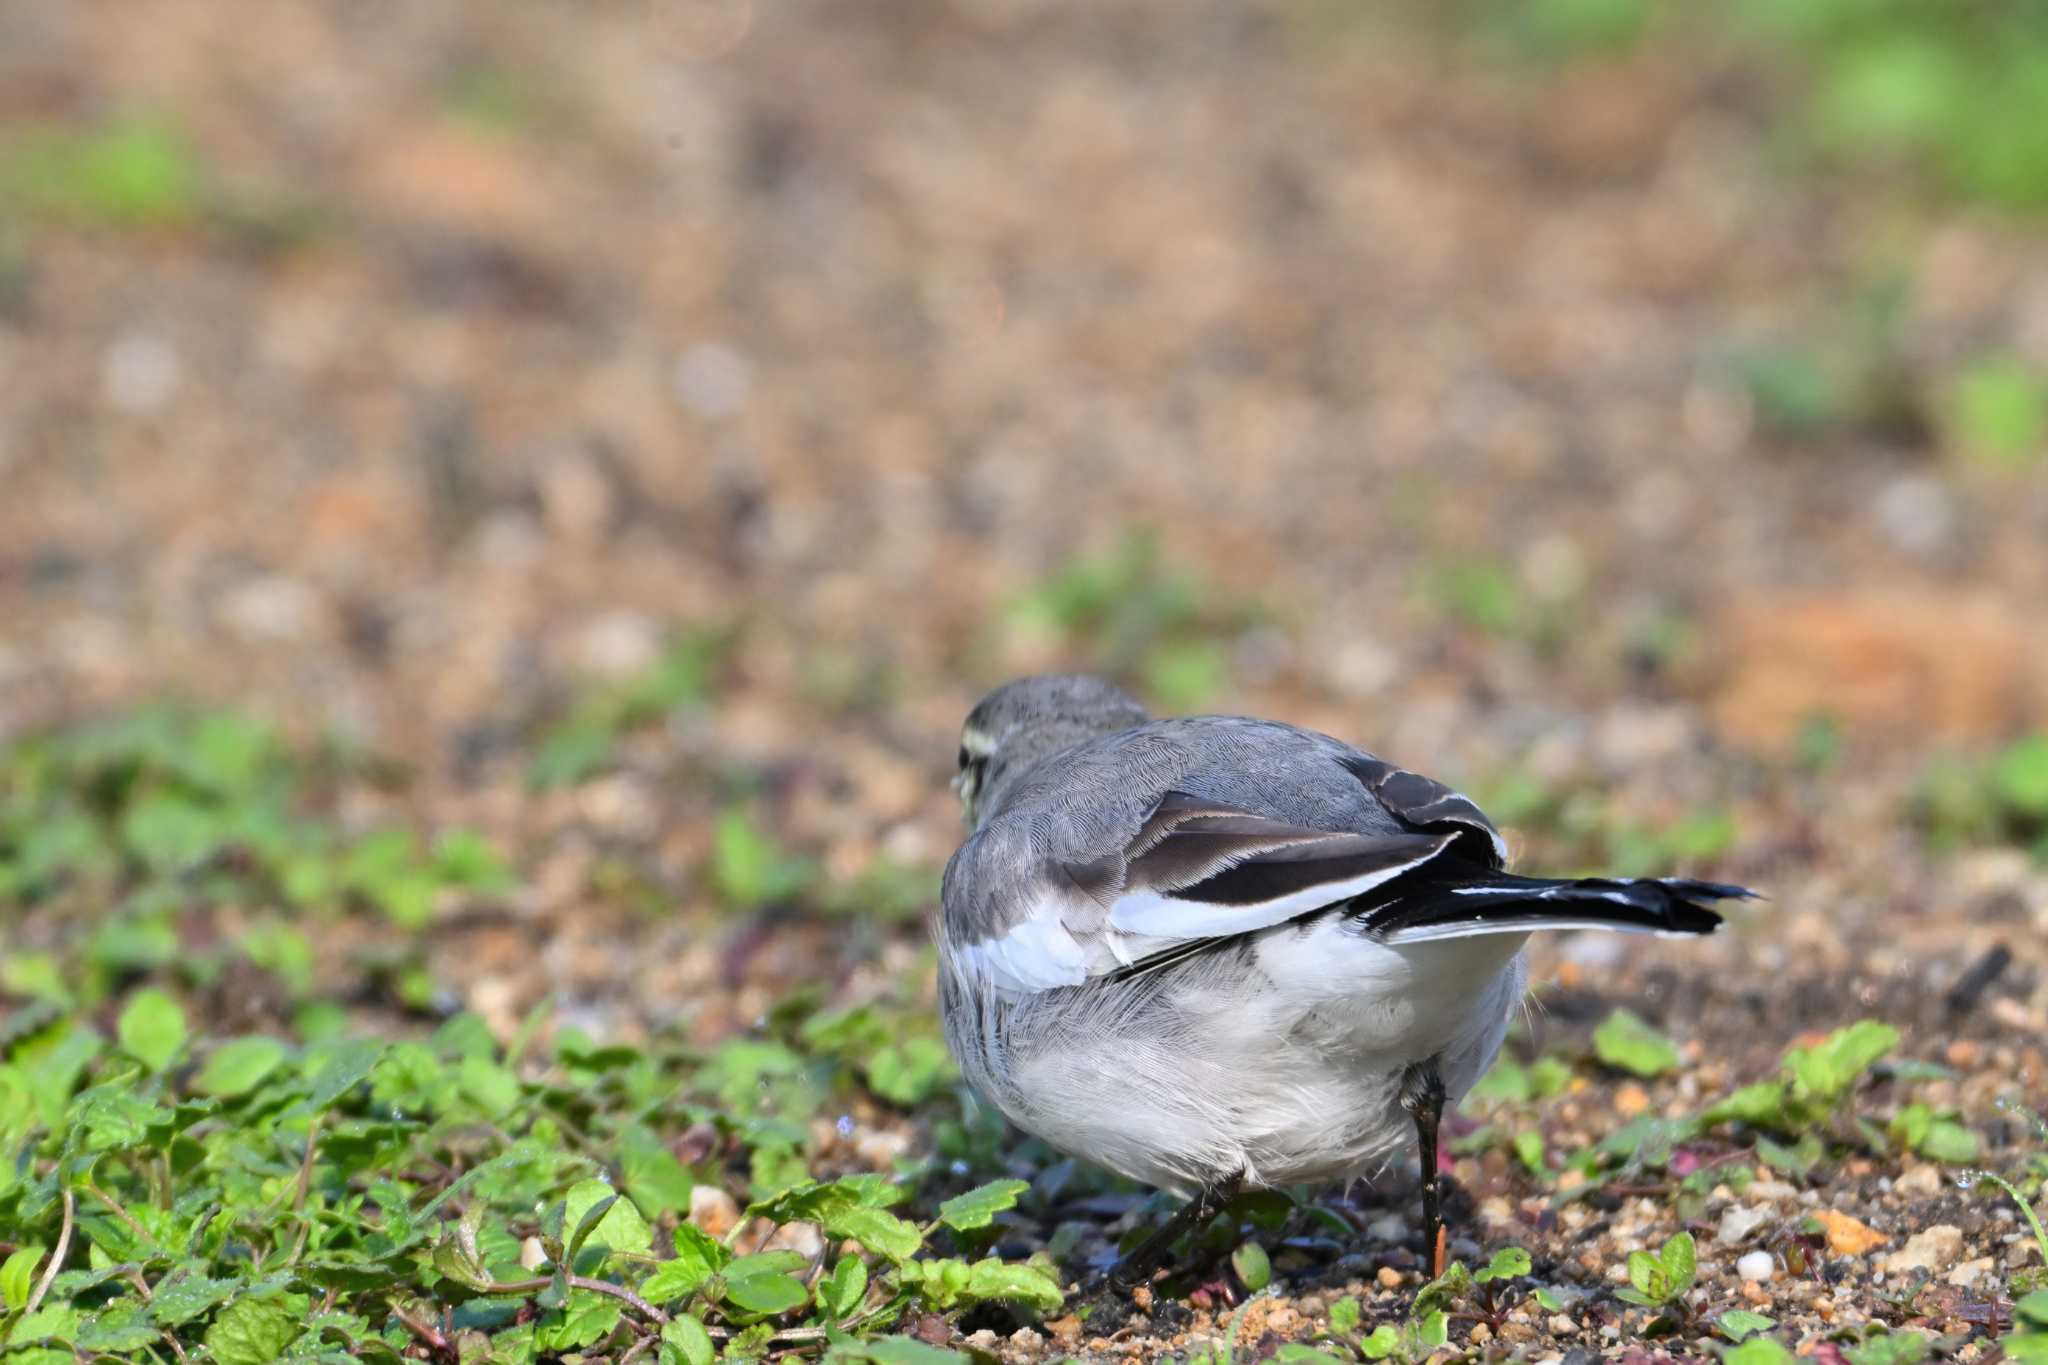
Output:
[{"xmin": 973, "ymin": 920, "xmax": 1530, "ymax": 1193}]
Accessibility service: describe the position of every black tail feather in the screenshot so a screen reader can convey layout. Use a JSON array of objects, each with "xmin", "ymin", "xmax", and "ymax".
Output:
[{"xmin": 1355, "ymin": 867, "xmax": 1755, "ymax": 944}]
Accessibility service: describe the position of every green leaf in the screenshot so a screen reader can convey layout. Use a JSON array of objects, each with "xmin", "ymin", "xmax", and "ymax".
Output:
[
  {"xmin": 0, "ymin": 1245, "xmax": 43, "ymax": 1312},
  {"xmin": 1847, "ymin": 1329, "xmax": 1933, "ymax": 1365},
  {"xmin": 203, "ymin": 1292, "xmax": 307, "ymax": 1365},
  {"xmin": 1593, "ymin": 1009, "xmax": 1681, "ymax": 1078},
  {"xmin": 1943, "ymin": 356, "xmax": 2048, "ymax": 470},
  {"xmin": 1727, "ymin": 1337, "xmax": 1797, "ymax": 1365},
  {"xmin": 1475, "ymin": 1245, "xmax": 1532, "ymax": 1283},
  {"xmin": 710, "ymin": 808, "xmax": 812, "ymax": 909},
  {"xmin": 1718, "ymin": 1310, "xmax": 1776, "ymax": 1342},
  {"xmin": 641, "ymin": 1223, "xmax": 732, "ymax": 1306},
  {"xmin": 1786, "ymin": 1020, "xmax": 1898, "ymax": 1104},
  {"xmin": 1660, "ymin": 1229, "xmax": 1696, "ymax": 1292},
  {"xmin": 1231, "ymin": 1240, "xmax": 1272, "ymax": 1293},
  {"xmin": 1626, "ymin": 1248, "xmax": 1666, "ymax": 1303},
  {"xmin": 620, "ymin": 1124, "xmax": 695, "ymax": 1219},
  {"xmin": 1757, "ymin": 1132, "xmax": 1823, "ymax": 1179},
  {"xmin": 116, "ymin": 988, "xmax": 186, "ymax": 1072},
  {"xmin": 2018, "ymin": 1291, "xmax": 2048, "ymax": 1326},
  {"xmin": 1328, "ymin": 1295, "xmax": 1361, "ymax": 1335},
  {"xmin": 537, "ymin": 1289, "xmax": 623, "ymax": 1351},
  {"xmin": 1415, "ymin": 1308, "xmax": 1449, "ymax": 1349},
  {"xmin": 74, "ymin": 1302, "xmax": 160, "ymax": 1352},
  {"xmin": 1273, "ymin": 1347, "xmax": 1352, "ymax": 1365},
  {"xmin": 659, "ymin": 1314, "xmax": 717, "ymax": 1365},
  {"xmin": 195, "ymin": 1036, "xmax": 289, "ymax": 1097},
  {"xmin": 147, "ymin": 1269, "xmax": 240, "ymax": 1325},
  {"xmin": 721, "ymin": 1265, "xmax": 808, "ymax": 1315},
  {"xmin": 562, "ymin": 1179, "xmax": 653, "ymax": 1262},
  {"xmin": 1995, "ymin": 734, "xmax": 2048, "ymax": 816},
  {"xmin": 1359, "ymin": 1324, "xmax": 1401, "ymax": 1359},
  {"xmin": 825, "ymin": 1204, "xmax": 923, "ymax": 1263},
  {"xmin": 938, "ymin": 1178, "xmax": 1029, "ymax": 1232},
  {"xmin": 819, "ymin": 1254, "xmax": 869, "ymax": 1320},
  {"xmin": 963, "ymin": 1259, "xmax": 1063, "ymax": 1312},
  {"xmin": 456, "ymin": 1054, "xmax": 521, "ymax": 1118},
  {"xmin": 1703, "ymin": 1080, "xmax": 1793, "ymax": 1130}
]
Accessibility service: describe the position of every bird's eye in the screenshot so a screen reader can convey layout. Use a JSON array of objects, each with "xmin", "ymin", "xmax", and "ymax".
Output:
[{"xmin": 957, "ymin": 746, "xmax": 971, "ymax": 769}]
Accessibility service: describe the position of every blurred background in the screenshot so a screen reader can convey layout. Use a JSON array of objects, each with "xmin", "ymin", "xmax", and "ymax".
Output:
[{"xmin": 3, "ymin": 0, "xmax": 2048, "ymax": 1083}]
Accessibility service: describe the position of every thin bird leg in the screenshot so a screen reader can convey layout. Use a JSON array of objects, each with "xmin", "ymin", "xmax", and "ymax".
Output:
[
  {"xmin": 1403, "ymin": 1063, "xmax": 1449, "ymax": 1279},
  {"xmin": 1108, "ymin": 1169, "xmax": 1246, "ymax": 1292}
]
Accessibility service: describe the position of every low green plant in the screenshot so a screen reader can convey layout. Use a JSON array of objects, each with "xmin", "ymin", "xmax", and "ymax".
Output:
[
  {"xmin": 1002, "ymin": 530, "xmax": 1261, "ymax": 711},
  {"xmin": 1593, "ymin": 1008, "xmax": 1682, "ymax": 1079},
  {"xmin": 528, "ymin": 628, "xmax": 728, "ymax": 788},
  {"xmin": 0, "ymin": 707, "xmax": 514, "ymax": 996},
  {"xmin": 0, "ymin": 992, "xmax": 1053, "ymax": 1364},
  {"xmin": 2008, "ymin": 1290, "xmax": 2048, "ymax": 1364},
  {"xmin": 0, "ymin": 114, "xmax": 205, "ymax": 230},
  {"xmin": 1915, "ymin": 732, "xmax": 2048, "ymax": 862},
  {"xmin": 1845, "ymin": 1327, "xmax": 1935, "ymax": 1365},
  {"xmin": 1941, "ymin": 356, "xmax": 2048, "ymax": 470},
  {"xmin": 1716, "ymin": 1309, "xmax": 1776, "ymax": 1343},
  {"xmin": 1616, "ymin": 1229, "xmax": 1696, "ymax": 1309},
  {"xmin": 710, "ymin": 807, "xmax": 815, "ymax": 911}
]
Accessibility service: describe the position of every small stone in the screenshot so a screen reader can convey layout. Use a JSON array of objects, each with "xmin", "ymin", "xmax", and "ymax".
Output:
[
  {"xmin": 1470, "ymin": 1322, "xmax": 1493, "ymax": 1344},
  {"xmin": 1880, "ymin": 1225, "xmax": 1965, "ymax": 1276},
  {"xmin": 1045, "ymin": 1316, "xmax": 1081, "ymax": 1344},
  {"xmin": 103, "ymin": 331, "xmax": 181, "ymax": 413},
  {"xmin": 1814, "ymin": 1210, "xmax": 1886, "ymax": 1257},
  {"xmin": 1948, "ymin": 1257, "xmax": 1994, "ymax": 1289},
  {"xmin": 964, "ymin": 1329, "xmax": 1000, "ymax": 1353},
  {"xmin": 1130, "ymin": 1285, "xmax": 1153, "ymax": 1312},
  {"xmin": 1613, "ymin": 1083, "xmax": 1651, "ymax": 1117},
  {"xmin": 1377, "ymin": 1265, "xmax": 1404, "ymax": 1289},
  {"xmin": 689, "ymin": 1184, "xmax": 740, "ymax": 1238},
  {"xmin": 1718, "ymin": 1204, "xmax": 1772, "ymax": 1246},
  {"xmin": 1548, "ymin": 1314, "xmax": 1578, "ymax": 1335},
  {"xmin": 673, "ymin": 341, "xmax": 751, "ymax": 417},
  {"xmin": 1737, "ymin": 1250, "xmax": 1776, "ymax": 1282},
  {"xmin": 1945, "ymin": 1039, "xmax": 1981, "ymax": 1069},
  {"xmin": 1008, "ymin": 1328, "xmax": 1044, "ymax": 1354},
  {"xmin": 1367, "ymin": 1213, "xmax": 1407, "ymax": 1243},
  {"xmin": 762, "ymin": 1221, "xmax": 823, "ymax": 1258},
  {"xmin": 1896, "ymin": 1164, "xmax": 1943, "ymax": 1196}
]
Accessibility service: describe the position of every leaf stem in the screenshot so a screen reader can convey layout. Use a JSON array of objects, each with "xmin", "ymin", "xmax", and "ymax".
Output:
[
  {"xmin": 24, "ymin": 1187, "xmax": 74, "ymax": 1314},
  {"xmin": 84, "ymin": 1178, "xmax": 159, "ymax": 1250}
]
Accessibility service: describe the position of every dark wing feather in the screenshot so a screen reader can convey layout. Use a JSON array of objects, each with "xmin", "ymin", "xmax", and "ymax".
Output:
[
  {"xmin": 1341, "ymin": 754, "xmax": 1508, "ymax": 868},
  {"xmin": 1067, "ymin": 789, "xmax": 1459, "ymax": 949}
]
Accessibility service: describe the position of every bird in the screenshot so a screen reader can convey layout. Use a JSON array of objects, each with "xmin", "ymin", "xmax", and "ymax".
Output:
[{"xmin": 935, "ymin": 674, "xmax": 1752, "ymax": 1290}]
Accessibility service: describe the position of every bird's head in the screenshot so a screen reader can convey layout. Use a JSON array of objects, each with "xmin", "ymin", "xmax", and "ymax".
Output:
[{"xmin": 953, "ymin": 674, "xmax": 1149, "ymax": 826}]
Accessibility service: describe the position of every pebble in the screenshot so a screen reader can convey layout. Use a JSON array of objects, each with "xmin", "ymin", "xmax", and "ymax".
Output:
[
  {"xmin": 1376, "ymin": 1265, "xmax": 1404, "ymax": 1289},
  {"xmin": 1717, "ymin": 1204, "xmax": 1772, "ymax": 1245},
  {"xmin": 1737, "ymin": 1250, "xmax": 1776, "ymax": 1282},
  {"xmin": 1895, "ymin": 1164, "xmax": 1943, "ymax": 1196},
  {"xmin": 1814, "ymin": 1209, "xmax": 1887, "ymax": 1256},
  {"xmin": 689, "ymin": 1184, "xmax": 740, "ymax": 1238},
  {"xmin": 1948, "ymin": 1257, "xmax": 1994, "ymax": 1289},
  {"xmin": 103, "ymin": 330, "xmax": 181, "ymax": 413},
  {"xmin": 1879, "ymin": 1225, "xmax": 1965, "ymax": 1275}
]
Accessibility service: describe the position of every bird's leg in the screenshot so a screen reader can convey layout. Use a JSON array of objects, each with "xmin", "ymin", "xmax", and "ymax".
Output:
[
  {"xmin": 1402, "ymin": 1062, "xmax": 1450, "ymax": 1279},
  {"xmin": 1107, "ymin": 1169, "xmax": 1246, "ymax": 1293}
]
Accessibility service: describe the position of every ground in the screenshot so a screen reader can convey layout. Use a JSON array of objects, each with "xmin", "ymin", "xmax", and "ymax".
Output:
[{"xmin": 2, "ymin": 2, "xmax": 2048, "ymax": 1362}]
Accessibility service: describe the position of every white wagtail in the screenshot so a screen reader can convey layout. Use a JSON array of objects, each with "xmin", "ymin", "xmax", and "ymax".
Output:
[{"xmin": 936, "ymin": 675, "xmax": 1752, "ymax": 1288}]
